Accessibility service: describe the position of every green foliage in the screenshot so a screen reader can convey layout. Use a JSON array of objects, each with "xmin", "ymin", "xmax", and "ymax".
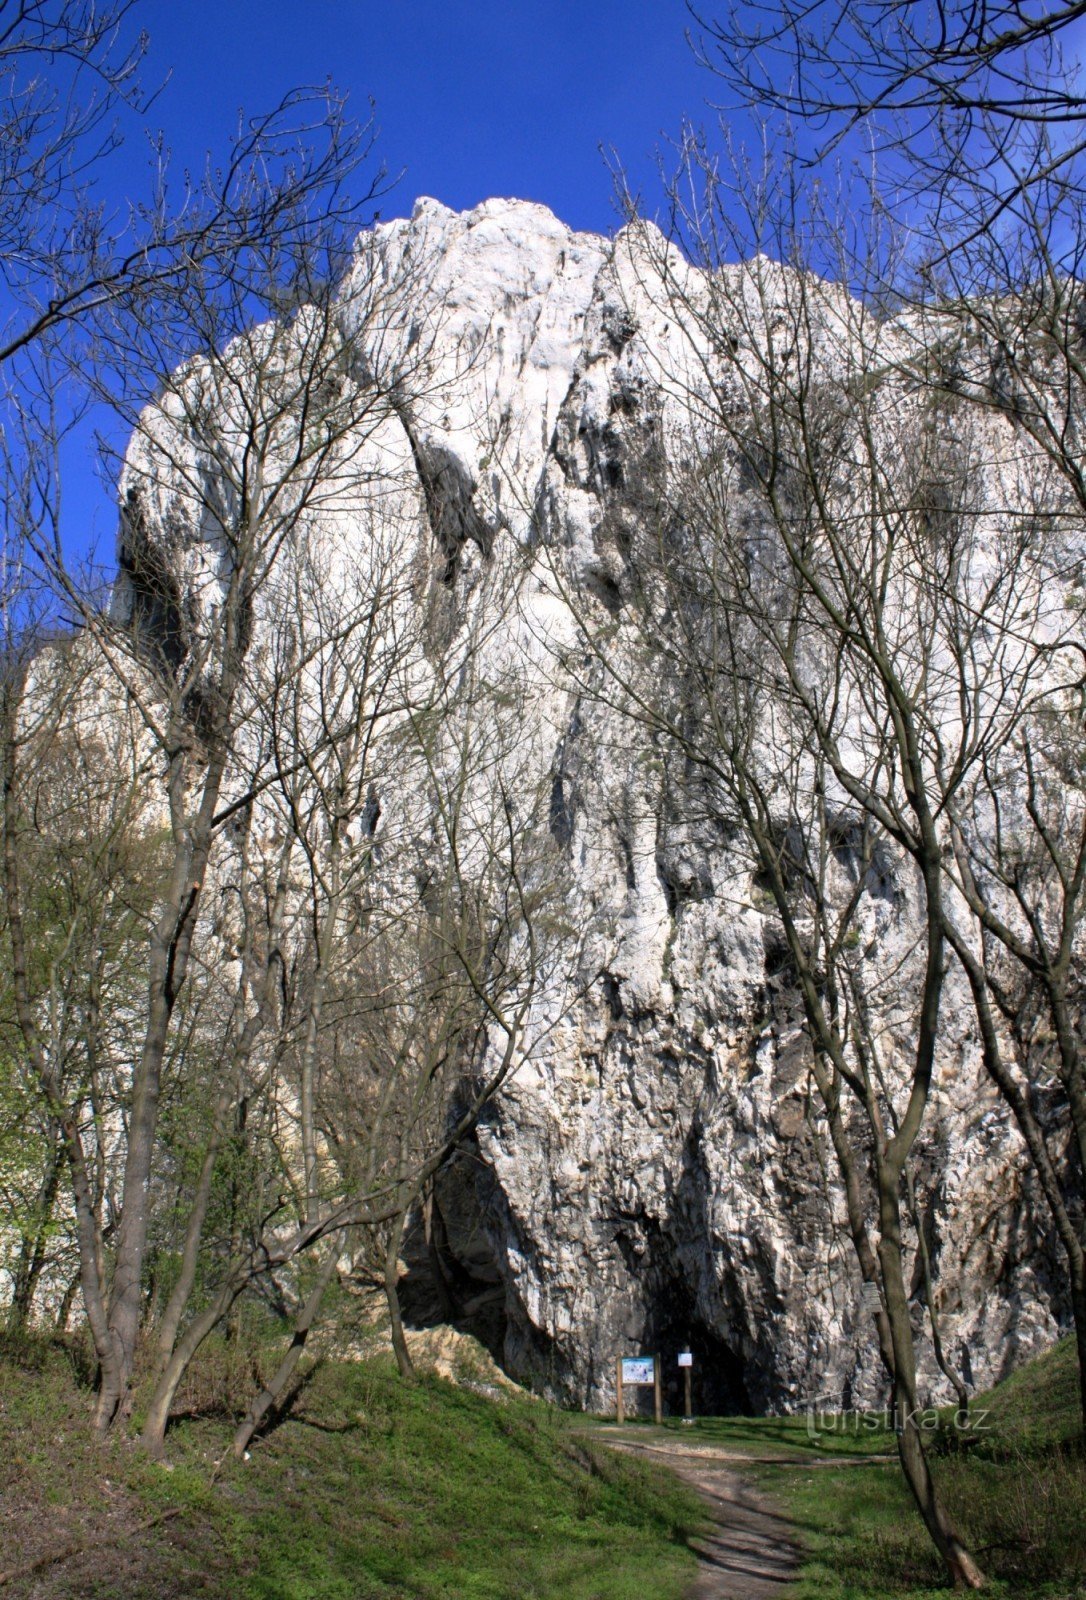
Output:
[{"xmin": 0, "ymin": 1043, "xmax": 49, "ymax": 1211}]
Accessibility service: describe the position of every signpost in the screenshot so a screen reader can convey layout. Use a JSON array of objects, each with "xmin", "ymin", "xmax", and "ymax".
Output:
[
  {"xmin": 678, "ymin": 1348, "xmax": 693, "ymax": 1422},
  {"xmin": 616, "ymin": 1354, "xmax": 662, "ymax": 1424}
]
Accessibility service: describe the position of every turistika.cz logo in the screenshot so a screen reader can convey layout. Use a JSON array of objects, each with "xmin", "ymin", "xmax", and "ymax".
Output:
[{"xmin": 804, "ymin": 1398, "xmax": 992, "ymax": 1440}]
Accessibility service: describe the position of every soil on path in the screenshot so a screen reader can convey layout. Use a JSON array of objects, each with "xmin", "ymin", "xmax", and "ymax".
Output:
[{"xmin": 595, "ymin": 1429, "xmax": 800, "ymax": 1600}]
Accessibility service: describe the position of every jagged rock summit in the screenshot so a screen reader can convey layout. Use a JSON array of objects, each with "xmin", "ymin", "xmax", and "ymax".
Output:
[{"xmin": 118, "ymin": 197, "xmax": 1064, "ymax": 1416}]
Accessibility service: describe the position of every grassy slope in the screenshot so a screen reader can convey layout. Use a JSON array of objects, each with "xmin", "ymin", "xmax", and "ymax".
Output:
[
  {"xmin": 3, "ymin": 1334, "xmax": 1082, "ymax": 1599},
  {"xmin": 662, "ymin": 1337, "xmax": 1085, "ymax": 1600},
  {"xmin": 0, "ymin": 1340, "xmax": 702, "ymax": 1600}
]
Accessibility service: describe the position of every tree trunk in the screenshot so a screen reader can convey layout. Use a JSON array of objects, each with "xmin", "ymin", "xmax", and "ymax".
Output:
[
  {"xmin": 102, "ymin": 718, "xmax": 234, "ymax": 1430},
  {"xmin": 948, "ymin": 923, "xmax": 1086, "ymax": 1435},
  {"xmin": 151, "ymin": 1117, "xmax": 228, "ymax": 1377},
  {"xmin": 895, "ymin": 1415, "xmax": 985, "ymax": 1588},
  {"xmin": 6, "ymin": 1147, "xmax": 61, "ymax": 1333},
  {"xmin": 384, "ymin": 1205, "xmax": 415, "ymax": 1381},
  {"xmin": 1073, "ymin": 1265, "xmax": 1086, "ymax": 1441},
  {"xmin": 2, "ymin": 706, "xmax": 118, "ymax": 1390},
  {"xmin": 905, "ymin": 1167, "xmax": 970, "ymax": 1426},
  {"xmin": 141, "ymin": 1272, "xmax": 247, "ymax": 1456},
  {"xmin": 878, "ymin": 1170, "xmax": 984, "ymax": 1589},
  {"xmin": 54, "ymin": 1270, "xmax": 80, "ymax": 1334},
  {"xmin": 101, "ymin": 917, "xmax": 190, "ymax": 1427},
  {"xmin": 232, "ymin": 1244, "xmax": 341, "ymax": 1457}
]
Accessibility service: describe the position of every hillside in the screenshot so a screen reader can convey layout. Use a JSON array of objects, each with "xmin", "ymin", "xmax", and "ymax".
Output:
[
  {"xmin": 4, "ymin": 1331, "xmax": 1080, "ymax": 1598},
  {"xmin": 0, "ymin": 1333, "xmax": 702, "ymax": 1599},
  {"xmin": 742, "ymin": 1338, "xmax": 1085, "ymax": 1598},
  {"xmin": 583, "ymin": 1337, "xmax": 1085, "ymax": 1598}
]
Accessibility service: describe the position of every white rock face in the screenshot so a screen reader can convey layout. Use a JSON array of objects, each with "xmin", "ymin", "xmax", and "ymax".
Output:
[{"xmin": 118, "ymin": 197, "xmax": 1064, "ymax": 1415}]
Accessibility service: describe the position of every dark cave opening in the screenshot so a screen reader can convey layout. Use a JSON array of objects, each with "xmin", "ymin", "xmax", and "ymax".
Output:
[
  {"xmin": 396, "ymin": 1146, "xmax": 510, "ymax": 1365},
  {"xmin": 638, "ymin": 1283, "xmax": 753, "ymax": 1419},
  {"xmin": 660, "ymin": 1321, "xmax": 752, "ymax": 1419},
  {"xmin": 396, "ymin": 1144, "xmax": 755, "ymax": 1418}
]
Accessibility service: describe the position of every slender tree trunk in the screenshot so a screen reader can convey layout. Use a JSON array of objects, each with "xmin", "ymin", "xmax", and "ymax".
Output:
[
  {"xmin": 877, "ymin": 1166, "xmax": 985, "ymax": 1589},
  {"xmin": 54, "ymin": 1270, "xmax": 80, "ymax": 1334},
  {"xmin": 1072, "ymin": 1265, "xmax": 1086, "ymax": 1438},
  {"xmin": 141, "ymin": 1204, "xmax": 344, "ymax": 1458},
  {"xmin": 948, "ymin": 921, "xmax": 1086, "ymax": 1435},
  {"xmin": 905, "ymin": 1168, "xmax": 970, "ymax": 1425},
  {"xmin": 231, "ymin": 1243, "xmax": 341, "ymax": 1457},
  {"xmin": 152, "ymin": 968, "xmax": 284, "ymax": 1378},
  {"xmin": 7, "ymin": 1147, "xmax": 61, "ymax": 1333},
  {"xmin": 2, "ymin": 712, "xmax": 120, "ymax": 1394},
  {"xmin": 101, "ymin": 729, "xmax": 232, "ymax": 1430},
  {"xmin": 152, "ymin": 1109, "xmax": 230, "ymax": 1377},
  {"xmin": 895, "ymin": 1415, "xmax": 985, "ymax": 1588},
  {"xmin": 298, "ymin": 847, "xmax": 343, "ymax": 1227},
  {"xmin": 1047, "ymin": 986, "xmax": 1086, "ymax": 1192},
  {"xmin": 65, "ymin": 1110, "xmax": 125, "ymax": 1404},
  {"xmin": 152, "ymin": 834, "xmax": 291, "ymax": 1375},
  {"xmin": 384, "ymin": 1203, "xmax": 415, "ymax": 1381},
  {"xmin": 141, "ymin": 1272, "xmax": 248, "ymax": 1457}
]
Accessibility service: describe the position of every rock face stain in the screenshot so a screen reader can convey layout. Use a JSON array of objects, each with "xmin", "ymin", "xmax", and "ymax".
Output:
[{"xmin": 118, "ymin": 196, "xmax": 1066, "ymax": 1415}]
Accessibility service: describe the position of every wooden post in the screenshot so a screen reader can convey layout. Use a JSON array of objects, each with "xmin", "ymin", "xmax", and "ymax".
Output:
[
  {"xmin": 654, "ymin": 1352, "xmax": 662, "ymax": 1425},
  {"xmin": 684, "ymin": 1363, "xmax": 692, "ymax": 1420},
  {"xmin": 616, "ymin": 1355, "xmax": 624, "ymax": 1424}
]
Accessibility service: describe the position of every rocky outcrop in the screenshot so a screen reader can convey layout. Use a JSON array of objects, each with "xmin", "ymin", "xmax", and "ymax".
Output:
[{"xmin": 120, "ymin": 197, "xmax": 1067, "ymax": 1417}]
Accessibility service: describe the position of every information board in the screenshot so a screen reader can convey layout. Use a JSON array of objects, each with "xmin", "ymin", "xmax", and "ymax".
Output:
[{"xmin": 621, "ymin": 1357, "xmax": 656, "ymax": 1386}]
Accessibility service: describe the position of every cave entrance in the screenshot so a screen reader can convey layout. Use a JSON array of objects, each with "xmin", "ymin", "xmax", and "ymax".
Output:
[
  {"xmin": 647, "ymin": 1283, "xmax": 752, "ymax": 1418},
  {"xmin": 396, "ymin": 1144, "xmax": 509, "ymax": 1364}
]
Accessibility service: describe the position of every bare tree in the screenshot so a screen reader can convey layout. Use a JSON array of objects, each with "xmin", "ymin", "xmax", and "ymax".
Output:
[
  {"xmin": 938, "ymin": 656, "xmax": 1086, "ymax": 1429},
  {"xmin": 0, "ymin": 1, "xmax": 383, "ymax": 376},
  {"xmin": 3, "ymin": 230, "xmax": 423, "ymax": 1428},
  {"xmin": 225, "ymin": 560, "xmax": 577, "ymax": 1450},
  {"xmin": 0, "ymin": 0, "xmax": 400, "ymax": 1421},
  {"xmin": 0, "ymin": 574, "xmax": 161, "ymax": 1389},
  {"xmin": 691, "ymin": 0, "xmax": 1086, "ymax": 245},
  {"xmin": 532, "ymin": 177, "xmax": 1058, "ymax": 1578},
  {"xmin": 685, "ymin": 0, "xmax": 1086, "ymax": 1432}
]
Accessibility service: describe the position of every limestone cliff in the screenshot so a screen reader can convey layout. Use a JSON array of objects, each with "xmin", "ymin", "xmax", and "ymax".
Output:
[{"xmin": 117, "ymin": 196, "xmax": 1066, "ymax": 1416}]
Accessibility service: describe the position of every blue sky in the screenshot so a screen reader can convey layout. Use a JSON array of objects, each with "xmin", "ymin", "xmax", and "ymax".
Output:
[
  {"xmin": 134, "ymin": 0, "xmax": 719, "ymax": 235},
  {"xmin": 55, "ymin": 0, "xmax": 740, "ymax": 563},
  {"xmin": 24, "ymin": 2, "xmax": 1086, "ymax": 566}
]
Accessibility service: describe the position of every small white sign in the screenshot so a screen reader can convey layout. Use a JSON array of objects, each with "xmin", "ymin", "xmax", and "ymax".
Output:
[
  {"xmin": 861, "ymin": 1282, "xmax": 881, "ymax": 1313},
  {"xmin": 621, "ymin": 1357, "xmax": 656, "ymax": 1385},
  {"xmin": 677, "ymin": 1352, "xmax": 693, "ymax": 1368}
]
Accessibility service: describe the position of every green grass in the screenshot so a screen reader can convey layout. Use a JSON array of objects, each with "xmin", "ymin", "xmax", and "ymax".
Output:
[
  {"xmin": 584, "ymin": 1338, "xmax": 1085, "ymax": 1597},
  {"xmin": 3, "ymin": 1331, "xmax": 1082, "ymax": 1598},
  {"xmin": 720, "ymin": 1339, "xmax": 1084, "ymax": 1599},
  {"xmin": 597, "ymin": 1409, "xmax": 898, "ymax": 1458},
  {"xmin": 0, "ymin": 1337, "xmax": 703, "ymax": 1600},
  {"xmin": 767, "ymin": 1447, "xmax": 1086, "ymax": 1600},
  {"xmin": 975, "ymin": 1333, "xmax": 1083, "ymax": 1454}
]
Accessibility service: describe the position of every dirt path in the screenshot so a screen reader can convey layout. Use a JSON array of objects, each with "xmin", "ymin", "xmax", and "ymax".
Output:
[{"xmin": 595, "ymin": 1430, "xmax": 800, "ymax": 1600}]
